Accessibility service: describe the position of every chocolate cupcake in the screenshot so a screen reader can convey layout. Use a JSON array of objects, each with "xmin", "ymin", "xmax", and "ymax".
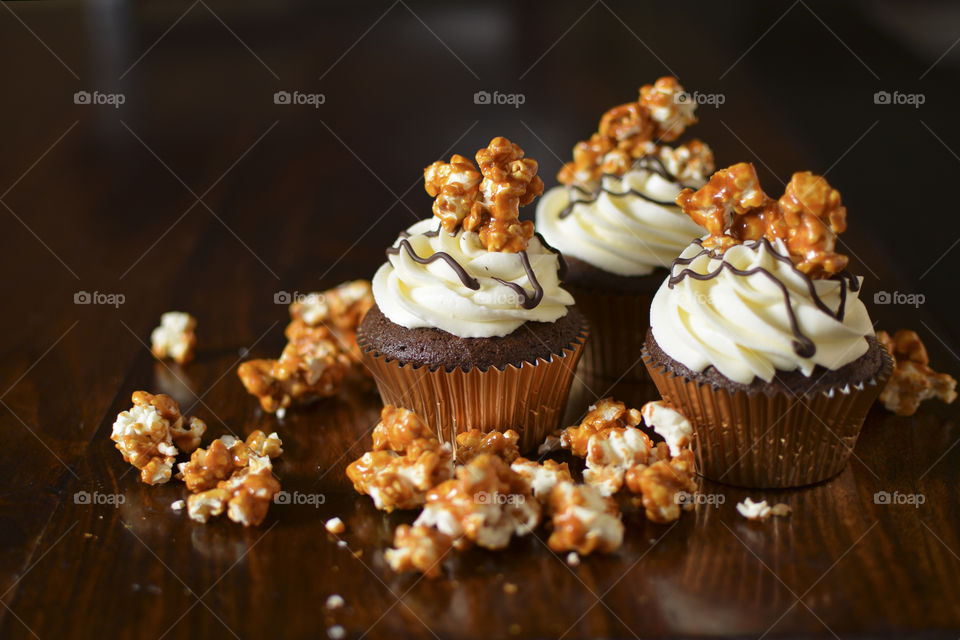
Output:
[
  {"xmin": 643, "ymin": 162, "xmax": 892, "ymax": 488},
  {"xmin": 358, "ymin": 136, "xmax": 587, "ymax": 452},
  {"xmin": 536, "ymin": 77, "xmax": 715, "ymax": 390}
]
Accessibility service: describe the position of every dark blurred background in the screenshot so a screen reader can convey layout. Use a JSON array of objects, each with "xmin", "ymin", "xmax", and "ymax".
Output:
[{"xmin": 2, "ymin": 0, "xmax": 959, "ymax": 368}]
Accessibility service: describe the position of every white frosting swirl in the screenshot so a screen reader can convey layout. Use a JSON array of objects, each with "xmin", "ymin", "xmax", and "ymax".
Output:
[
  {"xmin": 650, "ymin": 238, "xmax": 874, "ymax": 384},
  {"xmin": 372, "ymin": 218, "xmax": 574, "ymax": 338},
  {"xmin": 536, "ymin": 165, "xmax": 707, "ymax": 277}
]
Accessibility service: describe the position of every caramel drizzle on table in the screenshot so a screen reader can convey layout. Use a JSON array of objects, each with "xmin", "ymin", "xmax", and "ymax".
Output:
[
  {"xmin": 558, "ymin": 155, "xmax": 696, "ymax": 219},
  {"xmin": 668, "ymin": 237, "xmax": 860, "ymax": 358},
  {"xmin": 388, "ymin": 227, "xmax": 567, "ymax": 310}
]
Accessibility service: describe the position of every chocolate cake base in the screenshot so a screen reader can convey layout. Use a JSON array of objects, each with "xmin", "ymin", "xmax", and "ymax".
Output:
[
  {"xmin": 644, "ymin": 329, "xmax": 885, "ymax": 396},
  {"xmin": 359, "ymin": 305, "xmax": 586, "ymax": 372},
  {"xmin": 563, "ymin": 255, "xmax": 668, "ymax": 294}
]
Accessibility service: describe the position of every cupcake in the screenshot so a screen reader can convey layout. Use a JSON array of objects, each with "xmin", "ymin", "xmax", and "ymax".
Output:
[
  {"xmin": 643, "ymin": 162, "xmax": 892, "ymax": 488},
  {"xmin": 537, "ymin": 77, "xmax": 715, "ymax": 389},
  {"xmin": 357, "ymin": 136, "xmax": 587, "ymax": 452}
]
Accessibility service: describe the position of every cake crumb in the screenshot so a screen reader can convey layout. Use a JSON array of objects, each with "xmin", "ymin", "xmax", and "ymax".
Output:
[
  {"xmin": 325, "ymin": 594, "xmax": 345, "ymax": 610},
  {"xmin": 770, "ymin": 503, "xmax": 792, "ymax": 517},
  {"xmin": 327, "ymin": 625, "xmax": 345, "ymax": 640},
  {"xmin": 171, "ymin": 500, "xmax": 185, "ymax": 512},
  {"xmin": 325, "ymin": 517, "xmax": 346, "ymax": 534},
  {"xmin": 566, "ymin": 552, "xmax": 580, "ymax": 567},
  {"xmin": 503, "ymin": 582, "xmax": 518, "ymax": 595}
]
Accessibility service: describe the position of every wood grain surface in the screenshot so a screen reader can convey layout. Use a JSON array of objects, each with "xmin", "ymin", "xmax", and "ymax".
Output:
[{"xmin": 2, "ymin": 1, "xmax": 959, "ymax": 638}]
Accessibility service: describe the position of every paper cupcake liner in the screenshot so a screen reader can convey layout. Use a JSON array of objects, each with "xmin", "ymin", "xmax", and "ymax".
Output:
[
  {"xmin": 356, "ymin": 323, "xmax": 588, "ymax": 453},
  {"xmin": 564, "ymin": 284, "xmax": 653, "ymax": 387},
  {"xmin": 642, "ymin": 344, "xmax": 893, "ymax": 488}
]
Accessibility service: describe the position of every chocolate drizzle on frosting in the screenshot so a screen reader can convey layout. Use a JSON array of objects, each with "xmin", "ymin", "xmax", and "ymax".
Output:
[
  {"xmin": 386, "ymin": 229, "xmax": 566, "ymax": 309},
  {"xmin": 558, "ymin": 154, "xmax": 695, "ymax": 219},
  {"xmin": 493, "ymin": 250, "xmax": 543, "ymax": 310},
  {"xmin": 668, "ymin": 238, "xmax": 858, "ymax": 358},
  {"xmin": 386, "ymin": 239, "xmax": 480, "ymax": 290}
]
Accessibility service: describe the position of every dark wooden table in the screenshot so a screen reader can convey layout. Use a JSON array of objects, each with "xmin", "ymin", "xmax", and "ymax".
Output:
[{"xmin": 3, "ymin": 1, "xmax": 960, "ymax": 638}]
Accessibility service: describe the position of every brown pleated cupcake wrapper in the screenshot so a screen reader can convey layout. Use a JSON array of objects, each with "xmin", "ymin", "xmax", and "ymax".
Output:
[
  {"xmin": 565, "ymin": 284, "xmax": 653, "ymax": 387},
  {"xmin": 356, "ymin": 323, "xmax": 588, "ymax": 453},
  {"xmin": 642, "ymin": 345, "xmax": 893, "ymax": 488}
]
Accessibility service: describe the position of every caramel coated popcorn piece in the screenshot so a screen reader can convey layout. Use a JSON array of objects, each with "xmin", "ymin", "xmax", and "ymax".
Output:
[
  {"xmin": 510, "ymin": 458, "xmax": 573, "ymax": 502},
  {"xmin": 627, "ymin": 450, "xmax": 697, "ymax": 524},
  {"xmin": 676, "ymin": 162, "xmax": 769, "ymax": 247},
  {"xmin": 424, "ymin": 154, "xmax": 483, "ymax": 233},
  {"xmin": 179, "ymin": 430, "xmax": 283, "ymax": 492},
  {"xmin": 639, "ymin": 76, "xmax": 697, "ymax": 142},
  {"xmin": 878, "ymin": 329, "xmax": 957, "ymax": 416},
  {"xmin": 385, "ymin": 524, "xmax": 454, "ymax": 579},
  {"xmin": 560, "ymin": 397, "xmax": 643, "ymax": 458},
  {"xmin": 455, "ymin": 429, "xmax": 520, "ymax": 465},
  {"xmin": 346, "ymin": 406, "xmax": 454, "ymax": 512},
  {"xmin": 641, "ymin": 401, "xmax": 693, "ymax": 457},
  {"xmin": 547, "ymin": 481, "xmax": 624, "ymax": 555},
  {"xmin": 111, "ymin": 391, "xmax": 205, "ymax": 485},
  {"xmin": 557, "ymin": 77, "xmax": 708, "ymax": 189},
  {"xmin": 414, "ymin": 454, "xmax": 540, "ymax": 551},
  {"xmin": 677, "ymin": 162, "xmax": 852, "ymax": 277},
  {"xmin": 187, "ymin": 453, "xmax": 280, "ymax": 527},
  {"xmin": 423, "ymin": 137, "xmax": 543, "ymax": 252},
  {"xmin": 583, "ymin": 427, "xmax": 662, "ymax": 497},
  {"xmin": 288, "ymin": 280, "xmax": 374, "ymax": 335},
  {"xmin": 371, "ymin": 405, "xmax": 436, "ymax": 452},
  {"xmin": 659, "ymin": 139, "xmax": 715, "ymax": 185},
  {"xmin": 237, "ymin": 328, "xmax": 350, "ymax": 413},
  {"xmin": 150, "ymin": 312, "xmax": 197, "ymax": 364}
]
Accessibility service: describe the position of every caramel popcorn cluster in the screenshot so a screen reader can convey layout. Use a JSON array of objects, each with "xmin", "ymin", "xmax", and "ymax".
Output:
[
  {"xmin": 352, "ymin": 402, "xmax": 701, "ymax": 578},
  {"xmin": 558, "ymin": 77, "xmax": 710, "ymax": 189},
  {"xmin": 878, "ymin": 329, "xmax": 957, "ymax": 416},
  {"xmin": 178, "ymin": 430, "xmax": 282, "ymax": 492},
  {"xmin": 238, "ymin": 280, "xmax": 373, "ymax": 414},
  {"xmin": 150, "ymin": 311, "xmax": 197, "ymax": 364},
  {"xmin": 183, "ymin": 430, "xmax": 283, "ymax": 526},
  {"xmin": 111, "ymin": 391, "xmax": 206, "ymax": 485},
  {"xmin": 560, "ymin": 397, "xmax": 698, "ymax": 523},
  {"xmin": 424, "ymin": 137, "xmax": 543, "ymax": 252},
  {"xmin": 677, "ymin": 162, "xmax": 849, "ymax": 277},
  {"xmin": 386, "ymin": 454, "xmax": 540, "ymax": 573},
  {"xmin": 287, "ymin": 280, "xmax": 374, "ymax": 364},
  {"xmin": 346, "ymin": 406, "xmax": 454, "ymax": 512},
  {"xmin": 187, "ymin": 451, "xmax": 281, "ymax": 527},
  {"xmin": 238, "ymin": 329, "xmax": 350, "ymax": 413},
  {"xmin": 560, "ymin": 397, "xmax": 643, "ymax": 458}
]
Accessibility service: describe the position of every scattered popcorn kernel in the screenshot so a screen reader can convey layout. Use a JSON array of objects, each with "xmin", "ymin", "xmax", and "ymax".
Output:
[
  {"xmin": 325, "ymin": 517, "xmax": 346, "ymax": 534},
  {"xmin": 736, "ymin": 497, "xmax": 772, "ymax": 521},
  {"xmin": 150, "ymin": 312, "xmax": 197, "ymax": 364},
  {"xmin": 325, "ymin": 595, "xmax": 345, "ymax": 610},
  {"xmin": 385, "ymin": 524, "xmax": 453, "ymax": 579}
]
